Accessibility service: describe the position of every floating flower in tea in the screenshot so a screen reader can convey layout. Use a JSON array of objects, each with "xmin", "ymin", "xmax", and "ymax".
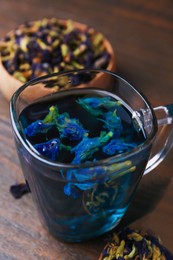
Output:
[
  {"xmin": 24, "ymin": 120, "xmax": 53, "ymax": 137},
  {"xmin": 71, "ymin": 131, "xmax": 113, "ymax": 164},
  {"xmin": 34, "ymin": 138, "xmax": 71, "ymax": 161},
  {"xmin": 77, "ymin": 96, "xmax": 121, "ymax": 116},
  {"xmin": 103, "ymin": 139, "xmax": 137, "ymax": 156},
  {"xmin": 100, "ymin": 110, "xmax": 123, "ymax": 137},
  {"xmin": 44, "ymin": 105, "xmax": 88, "ymax": 141},
  {"xmin": 56, "ymin": 114, "xmax": 88, "ymax": 141}
]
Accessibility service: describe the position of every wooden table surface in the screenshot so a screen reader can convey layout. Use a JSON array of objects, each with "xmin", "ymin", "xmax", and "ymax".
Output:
[{"xmin": 0, "ymin": 0, "xmax": 173, "ymax": 259}]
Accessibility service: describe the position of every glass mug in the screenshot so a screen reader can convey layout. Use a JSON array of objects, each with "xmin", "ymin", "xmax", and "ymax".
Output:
[{"xmin": 10, "ymin": 69, "xmax": 173, "ymax": 242}]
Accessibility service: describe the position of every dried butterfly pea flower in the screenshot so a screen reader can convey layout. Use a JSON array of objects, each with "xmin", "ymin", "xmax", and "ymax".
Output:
[
  {"xmin": 63, "ymin": 131, "xmax": 115, "ymax": 197},
  {"xmin": 77, "ymin": 96, "xmax": 121, "ymax": 116},
  {"xmin": 34, "ymin": 138, "xmax": 71, "ymax": 161},
  {"xmin": 64, "ymin": 160, "xmax": 135, "ymax": 199},
  {"xmin": 24, "ymin": 120, "xmax": 53, "ymax": 137},
  {"xmin": 48, "ymin": 105, "xmax": 88, "ymax": 140},
  {"xmin": 78, "ymin": 97, "xmax": 123, "ymax": 138},
  {"xmin": 0, "ymin": 18, "xmax": 111, "ymax": 83},
  {"xmin": 59, "ymin": 122, "xmax": 88, "ymax": 141},
  {"xmin": 83, "ymin": 182, "xmax": 119, "ymax": 215},
  {"xmin": 100, "ymin": 110, "xmax": 123, "ymax": 137},
  {"xmin": 82, "ymin": 161, "xmax": 136, "ymax": 214},
  {"xmin": 103, "ymin": 139, "xmax": 137, "ymax": 156},
  {"xmin": 10, "ymin": 182, "xmax": 30, "ymax": 199},
  {"xmin": 72, "ymin": 131, "xmax": 113, "ymax": 164},
  {"xmin": 44, "ymin": 105, "xmax": 88, "ymax": 141},
  {"xmin": 25, "ymin": 105, "xmax": 88, "ymax": 143},
  {"xmin": 57, "ymin": 114, "xmax": 88, "ymax": 140},
  {"xmin": 64, "ymin": 168, "xmax": 97, "ymax": 195},
  {"xmin": 98, "ymin": 227, "xmax": 172, "ymax": 260}
]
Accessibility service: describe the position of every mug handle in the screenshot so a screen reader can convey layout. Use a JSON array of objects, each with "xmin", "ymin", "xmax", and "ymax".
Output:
[{"xmin": 144, "ymin": 104, "xmax": 173, "ymax": 174}]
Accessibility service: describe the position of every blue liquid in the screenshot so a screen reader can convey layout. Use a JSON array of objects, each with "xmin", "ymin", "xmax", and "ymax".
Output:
[{"xmin": 17, "ymin": 89, "xmax": 149, "ymax": 242}]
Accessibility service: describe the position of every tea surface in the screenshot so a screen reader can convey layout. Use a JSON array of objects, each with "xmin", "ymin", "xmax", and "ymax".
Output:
[{"xmin": 20, "ymin": 90, "xmax": 145, "ymax": 163}]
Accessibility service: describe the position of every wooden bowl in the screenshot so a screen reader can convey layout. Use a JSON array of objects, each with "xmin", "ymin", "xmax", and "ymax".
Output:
[{"xmin": 0, "ymin": 19, "xmax": 116, "ymax": 101}]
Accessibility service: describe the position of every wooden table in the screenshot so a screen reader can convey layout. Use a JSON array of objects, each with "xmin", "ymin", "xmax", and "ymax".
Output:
[{"xmin": 0, "ymin": 0, "xmax": 173, "ymax": 259}]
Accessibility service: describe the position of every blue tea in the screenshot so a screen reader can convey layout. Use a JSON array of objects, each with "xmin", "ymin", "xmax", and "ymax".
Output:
[{"xmin": 17, "ymin": 89, "xmax": 150, "ymax": 242}]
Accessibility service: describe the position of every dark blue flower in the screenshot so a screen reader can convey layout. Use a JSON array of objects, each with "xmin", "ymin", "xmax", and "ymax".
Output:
[
  {"xmin": 24, "ymin": 120, "xmax": 53, "ymax": 137},
  {"xmin": 41, "ymin": 49, "xmax": 51, "ymax": 62},
  {"xmin": 103, "ymin": 139, "xmax": 137, "ymax": 156},
  {"xmin": 56, "ymin": 113, "xmax": 87, "ymax": 141},
  {"xmin": 64, "ymin": 165, "xmax": 107, "ymax": 198},
  {"xmin": 82, "ymin": 51, "xmax": 93, "ymax": 67},
  {"xmin": 72, "ymin": 131, "xmax": 113, "ymax": 163},
  {"xmin": 64, "ymin": 183, "xmax": 79, "ymax": 199},
  {"xmin": 70, "ymin": 74, "xmax": 81, "ymax": 86},
  {"xmin": 27, "ymin": 40, "xmax": 41, "ymax": 52},
  {"xmin": 133, "ymin": 239, "xmax": 150, "ymax": 259},
  {"xmin": 34, "ymin": 138, "xmax": 61, "ymax": 161},
  {"xmin": 63, "ymin": 29, "xmax": 79, "ymax": 44},
  {"xmin": 60, "ymin": 122, "xmax": 87, "ymax": 141},
  {"xmin": 71, "ymin": 136, "xmax": 100, "ymax": 164},
  {"xmin": 101, "ymin": 110, "xmax": 123, "ymax": 137},
  {"xmin": 10, "ymin": 182, "xmax": 31, "ymax": 199}
]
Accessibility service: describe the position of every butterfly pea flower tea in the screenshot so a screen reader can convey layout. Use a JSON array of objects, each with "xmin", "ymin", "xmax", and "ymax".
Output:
[
  {"xmin": 20, "ymin": 93, "xmax": 144, "ymax": 201},
  {"xmin": 10, "ymin": 69, "xmax": 173, "ymax": 242}
]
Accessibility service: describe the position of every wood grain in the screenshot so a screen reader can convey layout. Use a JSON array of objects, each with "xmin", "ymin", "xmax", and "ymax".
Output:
[{"xmin": 0, "ymin": 0, "xmax": 173, "ymax": 259}]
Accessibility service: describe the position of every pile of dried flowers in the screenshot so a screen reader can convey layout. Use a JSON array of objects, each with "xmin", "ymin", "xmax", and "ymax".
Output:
[
  {"xmin": 0, "ymin": 18, "xmax": 110, "ymax": 83},
  {"xmin": 98, "ymin": 227, "xmax": 173, "ymax": 260}
]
